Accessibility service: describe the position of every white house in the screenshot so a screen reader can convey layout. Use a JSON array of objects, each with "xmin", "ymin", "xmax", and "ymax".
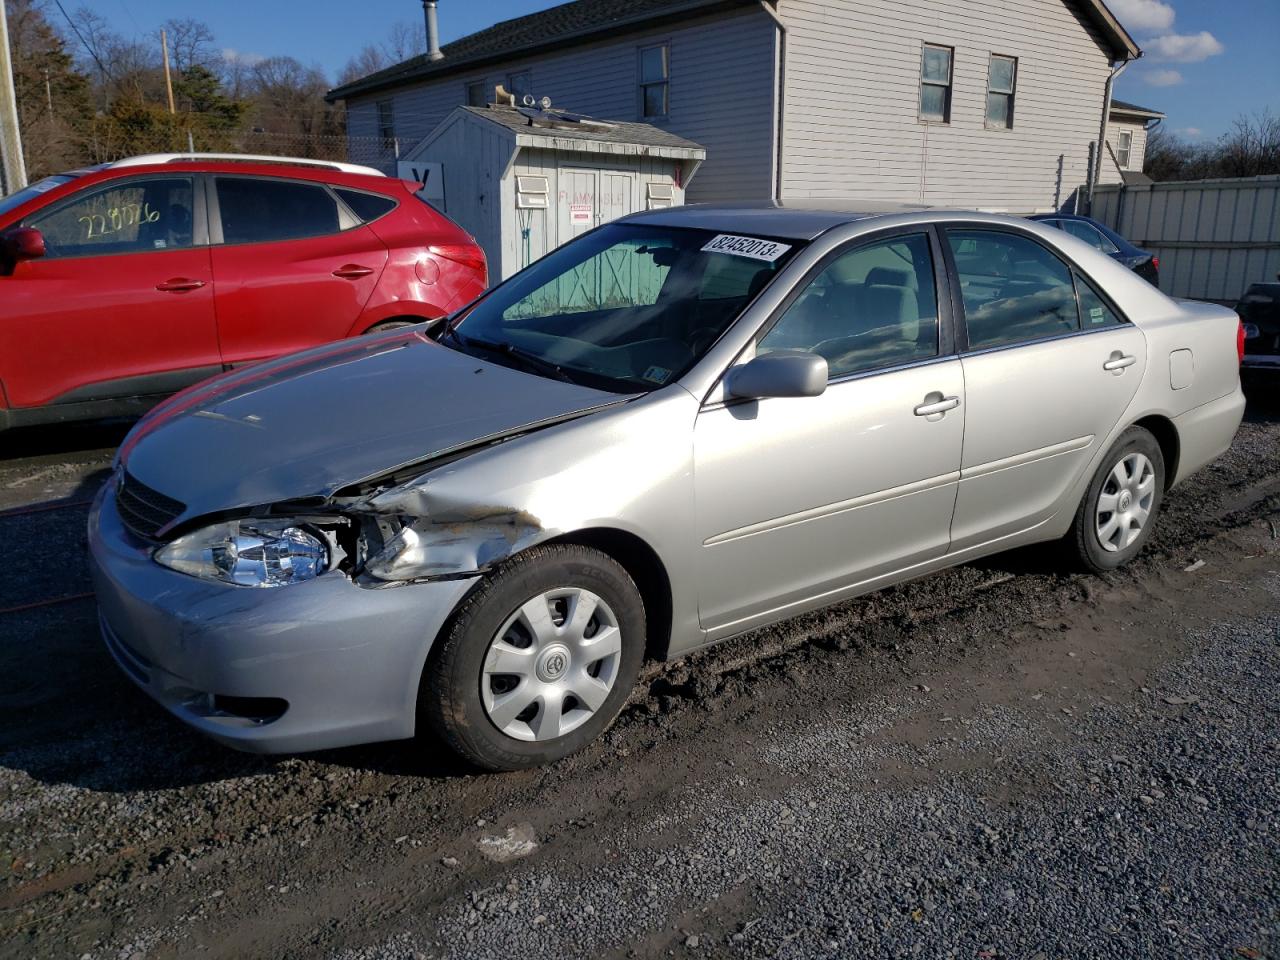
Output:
[
  {"xmin": 327, "ymin": 0, "xmax": 1148, "ymax": 213},
  {"xmin": 1100, "ymin": 98, "xmax": 1166, "ymax": 185}
]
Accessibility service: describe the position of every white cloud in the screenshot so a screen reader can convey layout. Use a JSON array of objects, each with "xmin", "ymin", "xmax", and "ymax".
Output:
[
  {"xmin": 1144, "ymin": 68, "xmax": 1185, "ymax": 86},
  {"xmin": 1144, "ymin": 31, "xmax": 1225, "ymax": 62},
  {"xmin": 1109, "ymin": 0, "xmax": 1176, "ymax": 32},
  {"xmin": 1175, "ymin": 127, "xmax": 1203, "ymax": 138},
  {"xmin": 222, "ymin": 48, "xmax": 266, "ymax": 66}
]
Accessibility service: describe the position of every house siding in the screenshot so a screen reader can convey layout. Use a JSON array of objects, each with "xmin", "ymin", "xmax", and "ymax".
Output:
[
  {"xmin": 1099, "ymin": 116, "xmax": 1150, "ymax": 183},
  {"xmin": 345, "ymin": 8, "xmax": 777, "ymax": 203},
  {"xmin": 776, "ymin": 0, "xmax": 1116, "ymax": 212}
]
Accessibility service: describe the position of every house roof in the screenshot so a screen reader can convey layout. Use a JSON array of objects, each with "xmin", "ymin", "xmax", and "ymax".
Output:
[
  {"xmin": 451, "ymin": 104, "xmax": 705, "ymax": 157},
  {"xmin": 1110, "ymin": 98, "xmax": 1166, "ymax": 120},
  {"xmin": 327, "ymin": 0, "xmax": 1140, "ymax": 103}
]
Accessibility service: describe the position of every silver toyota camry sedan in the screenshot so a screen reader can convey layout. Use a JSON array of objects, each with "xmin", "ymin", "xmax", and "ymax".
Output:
[{"xmin": 90, "ymin": 203, "xmax": 1246, "ymax": 770}]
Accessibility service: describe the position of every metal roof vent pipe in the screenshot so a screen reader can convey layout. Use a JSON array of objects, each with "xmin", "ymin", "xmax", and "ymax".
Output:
[{"xmin": 422, "ymin": 0, "xmax": 444, "ymax": 61}]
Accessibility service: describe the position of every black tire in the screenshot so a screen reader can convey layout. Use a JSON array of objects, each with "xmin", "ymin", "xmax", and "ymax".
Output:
[
  {"xmin": 421, "ymin": 544, "xmax": 645, "ymax": 771},
  {"xmin": 1067, "ymin": 425, "xmax": 1165, "ymax": 574}
]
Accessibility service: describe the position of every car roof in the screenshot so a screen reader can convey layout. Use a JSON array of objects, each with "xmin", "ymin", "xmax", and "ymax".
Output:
[
  {"xmin": 73, "ymin": 158, "xmax": 400, "ymax": 193},
  {"xmin": 624, "ymin": 200, "xmax": 1079, "ymax": 241}
]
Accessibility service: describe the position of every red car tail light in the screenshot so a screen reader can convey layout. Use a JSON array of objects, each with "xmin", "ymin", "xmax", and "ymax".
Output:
[
  {"xmin": 429, "ymin": 244, "xmax": 487, "ymax": 282},
  {"xmin": 1152, "ymin": 257, "xmax": 1160, "ymax": 272},
  {"xmin": 1237, "ymin": 319, "xmax": 1246, "ymax": 365}
]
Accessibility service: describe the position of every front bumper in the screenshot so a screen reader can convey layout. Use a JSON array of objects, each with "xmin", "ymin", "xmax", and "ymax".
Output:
[{"xmin": 88, "ymin": 484, "xmax": 476, "ymax": 754}]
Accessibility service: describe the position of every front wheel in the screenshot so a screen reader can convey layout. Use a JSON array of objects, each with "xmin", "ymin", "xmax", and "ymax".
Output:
[
  {"xmin": 1067, "ymin": 426, "xmax": 1165, "ymax": 573},
  {"xmin": 421, "ymin": 544, "xmax": 645, "ymax": 771}
]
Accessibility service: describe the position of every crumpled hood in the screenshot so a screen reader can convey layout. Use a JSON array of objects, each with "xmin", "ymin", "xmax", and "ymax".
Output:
[{"xmin": 119, "ymin": 331, "xmax": 623, "ymax": 519}]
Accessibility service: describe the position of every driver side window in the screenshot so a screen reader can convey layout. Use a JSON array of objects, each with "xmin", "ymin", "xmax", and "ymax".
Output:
[
  {"xmin": 25, "ymin": 177, "xmax": 195, "ymax": 259},
  {"xmin": 758, "ymin": 233, "xmax": 940, "ymax": 378}
]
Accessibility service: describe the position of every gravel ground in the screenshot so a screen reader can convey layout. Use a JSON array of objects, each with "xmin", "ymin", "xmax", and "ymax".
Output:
[{"xmin": 1, "ymin": 391, "xmax": 1278, "ymax": 960}]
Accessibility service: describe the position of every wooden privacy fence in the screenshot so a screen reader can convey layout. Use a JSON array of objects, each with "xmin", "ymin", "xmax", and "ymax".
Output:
[{"xmin": 1091, "ymin": 176, "xmax": 1280, "ymax": 302}]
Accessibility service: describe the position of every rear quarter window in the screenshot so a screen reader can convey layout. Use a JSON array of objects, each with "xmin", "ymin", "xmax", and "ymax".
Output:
[{"xmin": 334, "ymin": 188, "xmax": 397, "ymax": 223}]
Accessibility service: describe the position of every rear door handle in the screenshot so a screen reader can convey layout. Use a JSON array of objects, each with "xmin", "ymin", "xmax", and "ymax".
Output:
[
  {"xmin": 332, "ymin": 264, "xmax": 374, "ymax": 280},
  {"xmin": 1103, "ymin": 353, "xmax": 1137, "ymax": 372},
  {"xmin": 155, "ymin": 277, "xmax": 206, "ymax": 293},
  {"xmin": 914, "ymin": 395, "xmax": 961, "ymax": 417}
]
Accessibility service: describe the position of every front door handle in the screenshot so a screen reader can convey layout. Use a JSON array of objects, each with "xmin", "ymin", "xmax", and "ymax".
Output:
[
  {"xmin": 155, "ymin": 277, "xmax": 206, "ymax": 293},
  {"xmin": 332, "ymin": 264, "xmax": 374, "ymax": 280},
  {"xmin": 914, "ymin": 394, "xmax": 961, "ymax": 418},
  {"xmin": 1103, "ymin": 352, "xmax": 1137, "ymax": 373}
]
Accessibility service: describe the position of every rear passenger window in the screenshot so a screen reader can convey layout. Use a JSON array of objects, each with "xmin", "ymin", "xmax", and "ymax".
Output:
[
  {"xmin": 334, "ymin": 188, "xmax": 396, "ymax": 223},
  {"xmin": 947, "ymin": 230, "xmax": 1078, "ymax": 350},
  {"xmin": 1062, "ymin": 219, "xmax": 1119, "ymax": 254},
  {"xmin": 216, "ymin": 178, "xmax": 342, "ymax": 245},
  {"xmin": 1076, "ymin": 272, "xmax": 1124, "ymax": 328},
  {"xmin": 758, "ymin": 233, "xmax": 939, "ymax": 378}
]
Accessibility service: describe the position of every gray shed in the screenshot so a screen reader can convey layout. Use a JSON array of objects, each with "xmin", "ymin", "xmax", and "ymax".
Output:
[{"xmin": 405, "ymin": 104, "xmax": 705, "ymax": 283}]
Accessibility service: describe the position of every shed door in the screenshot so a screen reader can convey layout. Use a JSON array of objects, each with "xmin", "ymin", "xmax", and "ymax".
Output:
[
  {"xmin": 601, "ymin": 173, "xmax": 634, "ymax": 224},
  {"xmin": 560, "ymin": 169, "xmax": 598, "ymax": 245}
]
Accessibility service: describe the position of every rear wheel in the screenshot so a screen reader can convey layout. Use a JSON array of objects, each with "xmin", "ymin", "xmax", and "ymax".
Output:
[
  {"xmin": 422, "ymin": 544, "xmax": 645, "ymax": 771},
  {"xmin": 1067, "ymin": 426, "xmax": 1165, "ymax": 573}
]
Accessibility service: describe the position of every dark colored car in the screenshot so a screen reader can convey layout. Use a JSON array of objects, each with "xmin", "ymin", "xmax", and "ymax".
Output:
[
  {"xmin": 0, "ymin": 153, "xmax": 488, "ymax": 431},
  {"xmin": 1236, "ymin": 281, "xmax": 1280, "ymax": 374},
  {"xmin": 1030, "ymin": 213, "xmax": 1159, "ymax": 287}
]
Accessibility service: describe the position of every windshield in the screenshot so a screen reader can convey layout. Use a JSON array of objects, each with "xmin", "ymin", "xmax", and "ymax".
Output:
[
  {"xmin": 443, "ymin": 223, "xmax": 802, "ymax": 392},
  {"xmin": 0, "ymin": 175, "xmax": 77, "ymax": 219}
]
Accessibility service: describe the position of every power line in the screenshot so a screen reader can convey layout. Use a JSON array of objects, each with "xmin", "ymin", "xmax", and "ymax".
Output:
[{"xmin": 52, "ymin": 0, "xmax": 112, "ymax": 81}]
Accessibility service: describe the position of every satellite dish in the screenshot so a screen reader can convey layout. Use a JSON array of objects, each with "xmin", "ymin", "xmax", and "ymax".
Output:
[
  {"xmin": 540, "ymin": 96, "xmax": 553, "ymax": 110},
  {"xmin": 522, "ymin": 94, "xmax": 536, "ymax": 107}
]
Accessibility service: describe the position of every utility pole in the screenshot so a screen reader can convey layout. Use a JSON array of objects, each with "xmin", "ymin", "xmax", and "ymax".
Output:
[
  {"xmin": 0, "ymin": 0, "xmax": 28, "ymax": 195},
  {"xmin": 160, "ymin": 28, "xmax": 175, "ymax": 114},
  {"xmin": 45, "ymin": 70, "xmax": 52, "ymax": 114}
]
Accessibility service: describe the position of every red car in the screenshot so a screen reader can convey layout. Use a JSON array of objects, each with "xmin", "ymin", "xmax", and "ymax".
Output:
[{"xmin": 0, "ymin": 154, "xmax": 487, "ymax": 430}]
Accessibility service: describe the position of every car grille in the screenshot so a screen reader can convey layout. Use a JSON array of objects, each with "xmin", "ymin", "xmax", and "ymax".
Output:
[{"xmin": 116, "ymin": 471, "xmax": 186, "ymax": 540}]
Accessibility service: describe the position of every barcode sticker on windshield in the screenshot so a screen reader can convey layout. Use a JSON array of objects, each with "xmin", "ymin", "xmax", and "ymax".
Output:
[{"xmin": 700, "ymin": 234, "xmax": 792, "ymax": 262}]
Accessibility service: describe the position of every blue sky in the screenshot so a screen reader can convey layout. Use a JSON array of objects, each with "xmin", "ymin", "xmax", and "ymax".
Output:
[{"xmin": 97, "ymin": 0, "xmax": 1277, "ymax": 140}]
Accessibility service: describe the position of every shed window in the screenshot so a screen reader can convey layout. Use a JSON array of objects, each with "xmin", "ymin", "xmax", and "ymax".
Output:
[
  {"xmin": 1116, "ymin": 130, "xmax": 1133, "ymax": 168},
  {"xmin": 507, "ymin": 71, "xmax": 532, "ymax": 103},
  {"xmin": 376, "ymin": 99, "xmax": 395, "ymax": 151},
  {"xmin": 640, "ymin": 43, "xmax": 669, "ymax": 118},
  {"xmin": 466, "ymin": 81, "xmax": 487, "ymax": 107},
  {"xmin": 919, "ymin": 45, "xmax": 953, "ymax": 123},
  {"xmin": 986, "ymin": 55, "xmax": 1017, "ymax": 129}
]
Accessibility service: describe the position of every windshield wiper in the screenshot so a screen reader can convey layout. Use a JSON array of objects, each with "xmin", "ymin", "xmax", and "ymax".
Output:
[{"xmin": 454, "ymin": 333, "xmax": 578, "ymax": 385}]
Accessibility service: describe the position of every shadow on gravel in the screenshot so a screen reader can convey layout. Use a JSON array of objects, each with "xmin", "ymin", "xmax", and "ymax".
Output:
[{"xmin": 0, "ymin": 419, "xmax": 133, "ymax": 462}]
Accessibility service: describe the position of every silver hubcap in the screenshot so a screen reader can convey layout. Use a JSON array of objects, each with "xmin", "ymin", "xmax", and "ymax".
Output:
[
  {"xmin": 481, "ymin": 588, "xmax": 623, "ymax": 742},
  {"xmin": 1095, "ymin": 452, "xmax": 1156, "ymax": 552}
]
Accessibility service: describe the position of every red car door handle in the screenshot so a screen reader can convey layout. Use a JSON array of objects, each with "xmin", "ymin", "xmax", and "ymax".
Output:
[
  {"xmin": 155, "ymin": 277, "xmax": 206, "ymax": 293},
  {"xmin": 332, "ymin": 264, "xmax": 374, "ymax": 279}
]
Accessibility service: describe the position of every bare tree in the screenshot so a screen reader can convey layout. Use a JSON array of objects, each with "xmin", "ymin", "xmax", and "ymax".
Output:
[
  {"xmin": 339, "ymin": 19, "xmax": 426, "ymax": 85},
  {"xmin": 162, "ymin": 17, "xmax": 219, "ymax": 74},
  {"xmin": 1216, "ymin": 110, "xmax": 1280, "ymax": 179}
]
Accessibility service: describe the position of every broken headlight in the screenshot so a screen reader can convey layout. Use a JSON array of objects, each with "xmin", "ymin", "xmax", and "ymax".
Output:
[{"xmin": 155, "ymin": 519, "xmax": 328, "ymax": 588}]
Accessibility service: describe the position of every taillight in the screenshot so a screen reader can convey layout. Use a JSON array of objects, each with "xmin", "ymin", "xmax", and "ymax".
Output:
[
  {"xmin": 1151, "ymin": 257, "xmax": 1159, "ymax": 272},
  {"xmin": 429, "ymin": 244, "xmax": 487, "ymax": 282},
  {"xmin": 1237, "ymin": 320, "xmax": 1246, "ymax": 364}
]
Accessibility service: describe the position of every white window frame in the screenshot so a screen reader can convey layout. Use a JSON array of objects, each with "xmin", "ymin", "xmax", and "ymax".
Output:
[
  {"xmin": 507, "ymin": 71, "xmax": 532, "ymax": 104},
  {"xmin": 638, "ymin": 41, "xmax": 670, "ymax": 120},
  {"xmin": 1116, "ymin": 130, "xmax": 1133, "ymax": 168},
  {"xmin": 375, "ymin": 99, "xmax": 396, "ymax": 153},
  {"xmin": 985, "ymin": 54, "xmax": 1017, "ymax": 130},
  {"xmin": 919, "ymin": 44, "xmax": 953, "ymax": 124}
]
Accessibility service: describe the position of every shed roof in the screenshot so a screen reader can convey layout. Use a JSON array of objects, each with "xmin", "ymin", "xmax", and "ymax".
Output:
[
  {"xmin": 460, "ymin": 104, "xmax": 705, "ymax": 156},
  {"xmin": 328, "ymin": 0, "xmax": 1140, "ymax": 102}
]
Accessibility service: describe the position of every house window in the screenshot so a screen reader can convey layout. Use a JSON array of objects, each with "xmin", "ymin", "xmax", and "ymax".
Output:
[
  {"xmin": 466, "ymin": 81, "xmax": 487, "ymax": 107},
  {"xmin": 919, "ymin": 44, "xmax": 953, "ymax": 123},
  {"xmin": 986, "ymin": 55, "xmax": 1017, "ymax": 129},
  {"xmin": 376, "ymin": 99, "xmax": 395, "ymax": 151},
  {"xmin": 507, "ymin": 71, "xmax": 532, "ymax": 103},
  {"xmin": 1116, "ymin": 130, "xmax": 1133, "ymax": 168},
  {"xmin": 640, "ymin": 43, "xmax": 670, "ymax": 118}
]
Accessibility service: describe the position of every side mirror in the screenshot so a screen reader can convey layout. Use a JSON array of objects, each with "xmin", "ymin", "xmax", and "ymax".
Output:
[
  {"xmin": 726, "ymin": 350, "xmax": 828, "ymax": 400},
  {"xmin": 2, "ymin": 227, "xmax": 45, "ymax": 262}
]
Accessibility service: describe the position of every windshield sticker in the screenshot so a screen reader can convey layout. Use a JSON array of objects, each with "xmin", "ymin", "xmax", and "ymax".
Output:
[
  {"xmin": 700, "ymin": 234, "xmax": 792, "ymax": 262},
  {"xmin": 642, "ymin": 365, "xmax": 671, "ymax": 384}
]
